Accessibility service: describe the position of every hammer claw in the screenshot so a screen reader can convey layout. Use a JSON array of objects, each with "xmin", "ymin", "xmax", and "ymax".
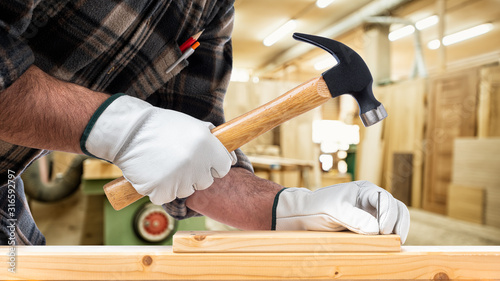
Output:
[{"xmin": 293, "ymin": 33, "xmax": 387, "ymax": 126}]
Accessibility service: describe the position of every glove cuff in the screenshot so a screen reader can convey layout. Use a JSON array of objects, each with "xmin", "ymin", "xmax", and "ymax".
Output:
[
  {"xmin": 80, "ymin": 93, "xmax": 125, "ymax": 158},
  {"xmin": 80, "ymin": 94, "xmax": 153, "ymax": 161},
  {"xmin": 271, "ymin": 188, "xmax": 287, "ymax": 230}
]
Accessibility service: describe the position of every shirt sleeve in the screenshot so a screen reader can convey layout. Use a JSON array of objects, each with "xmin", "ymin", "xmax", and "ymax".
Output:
[{"xmin": 0, "ymin": 0, "xmax": 38, "ymax": 92}]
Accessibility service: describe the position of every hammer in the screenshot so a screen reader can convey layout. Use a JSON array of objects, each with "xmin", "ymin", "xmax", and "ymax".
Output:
[{"xmin": 103, "ymin": 33, "xmax": 387, "ymax": 210}]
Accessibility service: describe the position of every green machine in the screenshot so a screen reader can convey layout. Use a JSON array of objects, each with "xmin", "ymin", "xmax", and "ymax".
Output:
[{"xmin": 82, "ymin": 178, "xmax": 206, "ymax": 245}]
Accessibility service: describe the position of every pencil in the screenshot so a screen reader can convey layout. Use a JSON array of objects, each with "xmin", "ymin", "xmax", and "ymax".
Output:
[
  {"xmin": 179, "ymin": 30, "xmax": 204, "ymax": 53},
  {"xmin": 166, "ymin": 41, "xmax": 201, "ymax": 73}
]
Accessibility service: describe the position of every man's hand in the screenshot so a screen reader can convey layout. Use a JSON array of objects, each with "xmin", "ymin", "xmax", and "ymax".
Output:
[
  {"xmin": 81, "ymin": 95, "xmax": 236, "ymax": 205},
  {"xmin": 273, "ymin": 181, "xmax": 410, "ymax": 243}
]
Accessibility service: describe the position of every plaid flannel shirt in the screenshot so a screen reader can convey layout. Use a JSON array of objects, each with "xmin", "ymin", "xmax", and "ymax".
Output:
[{"xmin": 0, "ymin": 0, "xmax": 252, "ymax": 244}]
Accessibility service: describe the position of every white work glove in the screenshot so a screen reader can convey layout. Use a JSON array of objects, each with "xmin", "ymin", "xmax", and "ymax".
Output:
[
  {"xmin": 273, "ymin": 181, "xmax": 410, "ymax": 243},
  {"xmin": 81, "ymin": 94, "xmax": 236, "ymax": 205}
]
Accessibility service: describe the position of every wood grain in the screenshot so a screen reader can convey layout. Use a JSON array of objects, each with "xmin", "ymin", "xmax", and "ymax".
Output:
[
  {"xmin": 2, "ymin": 245, "xmax": 500, "ymax": 280},
  {"xmin": 452, "ymin": 138, "xmax": 500, "ymax": 227},
  {"xmin": 172, "ymin": 231, "xmax": 401, "ymax": 253},
  {"xmin": 103, "ymin": 177, "xmax": 144, "ymax": 210},
  {"xmin": 382, "ymin": 79, "xmax": 426, "ymax": 208},
  {"xmin": 423, "ymin": 69, "xmax": 478, "ymax": 214},
  {"xmin": 447, "ymin": 183, "xmax": 485, "ymax": 224},
  {"xmin": 103, "ymin": 77, "xmax": 331, "ymax": 210},
  {"xmin": 478, "ymin": 63, "xmax": 500, "ymax": 137},
  {"xmin": 356, "ymin": 78, "xmax": 425, "ymax": 207},
  {"xmin": 391, "ymin": 153, "xmax": 413, "ymax": 206}
]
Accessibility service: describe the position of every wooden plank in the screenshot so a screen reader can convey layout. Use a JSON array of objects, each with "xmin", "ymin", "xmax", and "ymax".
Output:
[
  {"xmin": 423, "ymin": 69, "xmax": 478, "ymax": 214},
  {"xmin": 280, "ymin": 103, "xmax": 320, "ymax": 188},
  {"xmin": 2, "ymin": 246, "xmax": 500, "ymax": 280},
  {"xmin": 452, "ymin": 138, "xmax": 500, "ymax": 227},
  {"xmin": 391, "ymin": 153, "xmax": 413, "ymax": 206},
  {"xmin": 82, "ymin": 159, "xmax": 122, "ymax": 180},
  {"xmin": 355, "ymin": 120, "xmax": 384, "ymax": 185},
  {"xmin": 172, "ymin": 231, "xmax": 401, "ymax": 253},
  {"xmin": 487, "ymin": 189, "xmax": 500, "ymax": 227},
  {"xmin": 478, "ymin": 65, "xmax": 500, "ymax": 137},
  {"xmin": 447, "ymin": 184, "xmax": 485, "ymax": 224},
  {"xmin": 357, "ymin": 79, "xmax": 425, "ymax": 207},
  {"xmin": 379, "ymin": 79, "xmax": 425, "ymax": 199}
]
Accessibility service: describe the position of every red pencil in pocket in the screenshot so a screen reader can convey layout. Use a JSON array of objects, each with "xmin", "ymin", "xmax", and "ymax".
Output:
[{"xmin": 179, "ymin": 30, "xmax": 204, "ymax": 53}]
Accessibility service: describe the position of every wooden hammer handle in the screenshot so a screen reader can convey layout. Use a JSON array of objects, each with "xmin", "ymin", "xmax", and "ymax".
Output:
[{"xmin": 103, "ymin": 77, "xmax": 330, "ymax": 210}]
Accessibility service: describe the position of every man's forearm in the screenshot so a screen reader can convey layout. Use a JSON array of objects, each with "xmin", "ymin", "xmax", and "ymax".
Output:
[
  {"xmin": 0, "ymin": 66, "xmax": 109, "ymax": 153},
  {"xmin": 1, "ymin": 66, "xmax": 281, "ymax": 231},
  {"xmin": 186, "ymin": 167, "xmax": 283, "ymax": 230}
]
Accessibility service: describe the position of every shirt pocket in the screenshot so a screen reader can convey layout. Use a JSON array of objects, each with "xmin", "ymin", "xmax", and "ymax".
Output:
[{"xmin": 123, "ymin": 39, "xmax": 189, "ymax": 100}]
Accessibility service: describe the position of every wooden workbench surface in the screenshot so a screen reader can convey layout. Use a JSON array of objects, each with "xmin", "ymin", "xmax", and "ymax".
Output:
[{"xmin": 2, "ymin": 245, "xmax": 500, "ymax": 280}]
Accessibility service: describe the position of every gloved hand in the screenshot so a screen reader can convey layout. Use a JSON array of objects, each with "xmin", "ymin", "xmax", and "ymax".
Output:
[
  {"xmin": 272, "ymin": 181, "xmax": 410, "ymax": 243},
  {"xmin": 81, "ymin": 94, "xmax": 236, "ymax": 205}
]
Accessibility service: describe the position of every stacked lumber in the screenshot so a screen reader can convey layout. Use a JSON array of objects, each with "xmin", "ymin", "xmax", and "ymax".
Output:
[
  {"xmin": 356, "ymin": 78, "xmax": 426, "ymax": 207},
  {"xmin": 451, "ymin": 138, "xmax": 500, "ymax": 227},
  {"xmin": 478, "ymin": 66, "xmax": 500, "ymax": 137},
  {"xmin": 423, "ymin": 69, "xmax": 478, "ymax": 214},
  {"xmin": 447, "ymin": 183, "xmax": 485, "ymax": 224}
]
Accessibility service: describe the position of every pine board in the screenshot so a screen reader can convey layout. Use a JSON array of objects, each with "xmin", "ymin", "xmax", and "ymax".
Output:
[
  {"xmin": 2, "ymin": 246, "xmax": 500, "ymax": 280},
  {"xmin": 452, "ymin": 138, "xmax": 500, "ymax": 227},
  {"xmin": 423, "ymin": 69, "xmax": 478, "ymax": 214},
  {"xmin": 478, "ymin": 65, "xmax": 500, "ymax": 137},
  {"xmin": 380, "ymin": 79, "xmax": 426, "ymax": 207},
  {"xmin": 391, "ymin": 153, "xmax": 413, "ymax": 206},
  {"xmin": 447, "ymin": 184, "xmax": 485, "ymax": 224},
  {"xmin": 357, "ymin": 79, "xmax": 425, "ymax": 208},
  {"xmin": 172, "ymin": 231, "xmax": 401, "ymax": 253}
]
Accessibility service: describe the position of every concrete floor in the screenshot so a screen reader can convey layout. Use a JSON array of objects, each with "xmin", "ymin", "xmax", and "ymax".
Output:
[
  {"xmin": 30, "ymin": 190, "xmax": 500, "ymax": 246},
  {"xmin": 406, "ymin": 208, "xmax": 500, "ymax": 245}
]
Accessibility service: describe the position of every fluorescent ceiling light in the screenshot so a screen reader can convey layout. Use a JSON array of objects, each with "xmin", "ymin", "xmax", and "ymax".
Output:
[
  {"xmin": 316, "ymin": 0, "xmax": 335, "ymax": 8},
  {"xmin": 263, "ymin": 20, "xmax": 297, "ymax": 47},
  {"xmin": 415, "ymin": 15, "xmax": 439, "ymax": 30},
  {"xmin": 427, "ymin": 39, "xmax": 441, "ymax": 50},
  {"xmin": 389, "ymin": 15, "xmax": 439, "ymax": 41},
  {"xmin": 389, "ymin": 25, "xmax": 415, "ymax": 41},
  {"xmin": 443, "ymin": 23, "xmax": 493, "ymax": 45},
  {"xmin": 427, "ymin": 23, "xmax": 494, "ymax": 49}
]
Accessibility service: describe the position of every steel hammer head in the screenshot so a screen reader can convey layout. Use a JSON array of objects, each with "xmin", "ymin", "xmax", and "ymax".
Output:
[{"xmin": 293, "ymin": 33, "xmax": 387, "ymax": 127}]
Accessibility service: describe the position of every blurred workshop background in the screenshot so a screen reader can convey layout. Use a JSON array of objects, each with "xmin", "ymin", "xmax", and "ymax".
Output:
[{"xmin": 25, "ymin": 0, "xmax": 500, "ymax": 246}]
